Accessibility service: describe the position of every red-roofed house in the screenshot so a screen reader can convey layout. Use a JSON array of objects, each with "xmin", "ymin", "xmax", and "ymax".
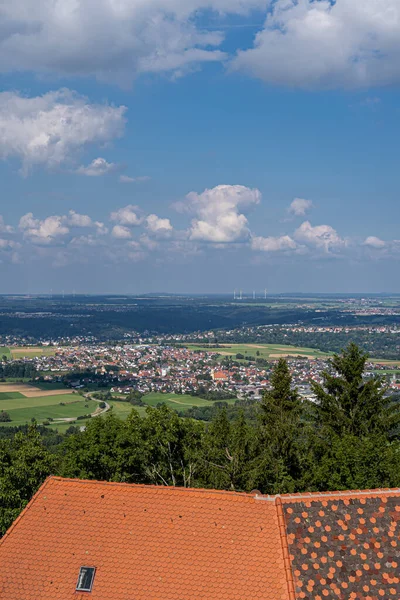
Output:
[
  {"xmin": 211, "ymin": 370, "xmax": 228, "ymax": 382},
  {"xmin": 1, "ymin": 478, "xmax": 400, "ymax": 599}
]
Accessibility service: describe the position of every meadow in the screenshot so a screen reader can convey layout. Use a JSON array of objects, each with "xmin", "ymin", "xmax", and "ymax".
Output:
[
  {"xmin": 109, "ymin": 392, "xmax": 237, "ymax": 421},
  {"xmin": 187, "ymin": 343, "xmax": 332, "ymax": 360},
  {"xmin": 0, "ymin": 347, "xmax": 11, "ymax": 359},
  {"xmin": 0, "ymin": 383, "xmax": 98, "ymax": 427}
]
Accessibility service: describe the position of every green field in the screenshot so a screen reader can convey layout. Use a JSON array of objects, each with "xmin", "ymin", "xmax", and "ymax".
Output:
[
  {"xmin": 0, "ymin": 394, "xmax": 98, "ymax": 427},
  {"xmin": 110, "ymin": 400, "xmax": 147, "ymax": 419},
  {"xmin": 109, "ymin": 392, "xmax": 236, "ymax": 420},
  {"xmin": 0, "ymin": 392, "xmax": 24, "ymax": 401},
  {"xmin": 187, "ymin": 343, "xmax": 332, "ymax": 360},
  {"xmin": 32, "ymin": 381, "xmax": 69, "ymax": 391},
  {"xmin": 142, "ymin": 392, "xmax": 235, "ymax": 412},
  {"xmin": 0, "ymin": 347, "xmax": 11, "ymax": 359}
]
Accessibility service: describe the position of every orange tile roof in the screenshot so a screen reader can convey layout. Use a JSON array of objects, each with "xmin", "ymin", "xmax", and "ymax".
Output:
[
  {"xmin": 2, "ymin": 481, "xmax": 400, "ymax": 600},
  {"xmin": 0, "ymin": 478, "xmax": 290, "ymax": 600}
]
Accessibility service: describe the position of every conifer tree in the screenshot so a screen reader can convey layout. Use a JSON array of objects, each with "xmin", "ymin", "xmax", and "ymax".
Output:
[
  {"xmin": 251, "ymin": 358, "xmax": 303, "ymax": 494},
  {"xmin": 311, "ymin": 343, "xmax": 400, "ymax": 438}
]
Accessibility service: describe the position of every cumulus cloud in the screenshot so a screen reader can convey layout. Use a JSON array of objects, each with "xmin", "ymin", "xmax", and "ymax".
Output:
[
  {"xmin": 364, "ymin": 236, "xmax": 386, "ymax": 249},
  {"xmin": 294, "ymin": 221, "xmax": 345, "ymax": 252},
  {"xmin": 233, "ymin": 0, "xmax": 400, "ymax": 88},
  {"xmin": 146, "ymin": 214, "xmax": 173, "ymax": 234},
  {"xmin": 77, "ymin": 157, "xmax": 118, "ymax": 177},
  {"xmin": 251, "ymin": 235, "xmax": 296, "ymax": 252},
  {"xmin": 0, "ymin": 89, "xmax": 126, "ymax": 173},
  {"xmin": 19, "ymin": 213, "xmax": 70, "ymax": 245},
  {"xmin": 0, "ymin": 216, "xmax": 13, "ymax": 233},
  {"xmin": 0, "ymin": 0, "xmax": 262, "ymax": 84},
  {"xmin": 67, "ymin": 211, "xmax": 92, "ymax": 228},
  {"xmin": 110, "ymin": 205, "xmax": 143, "ymax": 227},
  {"xmin": 184, "ymin": 184, "xmax": 261, "ymax": 243},
  {"xmin": 288, "ymin": 198, "xmax": 313, "ymax": 217},
  {"xmin": 0, "ymin": 239, "xmax": 18, "ymax": 251},
  {"xmin": 111, "ymin": 225, "xmax": 132, "ymax": 239}
]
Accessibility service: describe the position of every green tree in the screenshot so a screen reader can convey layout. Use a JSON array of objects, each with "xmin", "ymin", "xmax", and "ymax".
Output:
[
  {"xmin": 60, "ymin": 412, "xmax": 145, "ymax": 483},
  {"xmin": 0, "ymin": 426, "xmax": 57, "ymax": 536},
  {"xmin": 250, "ymin": 358, "xmax": 303, "ymax": 494},
  {"xmin": 311, "ymin": 343, "xmax": 400, "ymax": 438},
  {"xmin": 0, "ymin": 411, "xmax": 11, "ymax": 422},
  {"xmin": 141, "ymin": 405, "xmax": 204, "ymax": 487},
  {"xmin": 202, "ymin": 408, "xmax": 254, "ymax": 491},
  {"xmin": 309, "ymin": 434, "xmax": 400, "ymax": 492}
]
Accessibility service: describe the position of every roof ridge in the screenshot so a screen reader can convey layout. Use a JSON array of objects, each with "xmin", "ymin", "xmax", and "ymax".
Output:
[
  {"xmin": 275, "ymin": 497, "xmax": 296, "ymax": 600},
  {"xmin": 278, "ymin": 487, "xmax": 400, "ymax": 501},
  {"xmin": 48, "ymin": 477, "xmax": 262, "ymax": 499},
  {"xmin": 48, "ymin": 478, "xmax": 400, "ymax": 501},
  {"xmin": 0, "ymin": 476, "xmax": 54, "ymax": 546}
]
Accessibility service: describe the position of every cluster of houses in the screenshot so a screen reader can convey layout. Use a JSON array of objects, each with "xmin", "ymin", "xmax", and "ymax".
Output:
[{"xmin": 3, "ymin": 337, "xmax": 400, "ymax": 400}]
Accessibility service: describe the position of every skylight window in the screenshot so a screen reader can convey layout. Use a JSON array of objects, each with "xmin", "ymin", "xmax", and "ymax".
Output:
[{"xmin": 76, "ymin": 567, "xmax": 96, "ymax": 592}]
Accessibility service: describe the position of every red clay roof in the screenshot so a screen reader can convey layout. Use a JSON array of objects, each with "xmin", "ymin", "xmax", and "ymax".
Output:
[
  {"xmin": 0, "ymin": 477, "xmax": 290, "ymax": 600},
  {"xmin": 1, "ymin": 480, "xmax": 400, "ymax": 600}
]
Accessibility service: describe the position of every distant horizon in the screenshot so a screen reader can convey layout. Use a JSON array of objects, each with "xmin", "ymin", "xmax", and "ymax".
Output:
[{"xmin": 2, "ymin": 292, "xmax": 400, "ymax": 298}]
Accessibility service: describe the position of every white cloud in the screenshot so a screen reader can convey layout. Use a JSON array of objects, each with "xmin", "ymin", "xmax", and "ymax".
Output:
[
  {"xmin": 251, "ymin": 235, "xmax": 296, "ymax": 252},
  {"xmin": 119, "ymin": 175, "xmax": 150, "ymax": 183},
  {"xmin": 364, "ymin": 236, "xmax": 386, "ymax": 249},
  {"xmin": 289, "ymin": 198, "xmax": 313, "ymax": 217},
  {"xmin": 233, "ymin": 0, "xmax": 400, "ymax": 88},
  {"xmin": 0, "ymin": 239, "xmax": 18, "ymax": 250},
  {"xmin": 111, "ymin": 225, "xmax": 132, "ymax": 239},
  {"xmin": 19, "ymin": 213, "xmax": 69, "ymax": 245},
  {"xmin": 146, "ymin": 214, "xmax": 173, "ymax": 234},
  {"xmin": 0, "ymin": 0, "xmax": 262, "ymax": 84},
  {"xmin": 94, "ymin": 221, "xmax": 108, "ymax": 236},
  {"xmin": 77, "ymin": 157, "xmax": 118, "ymax": 177},
  {"xmin": 294, "ymin": 221, "xmax": 345, "ymax": 252},
  {"xmin": 0, "ymin": 216, "xmax": 13, "ymax": 233},
  {"xmin": 67, "ymin": 211, "xmax": 92, "ymax": 228},
  {"xmin": 0, "ymin": 89, "xmax": 126, "ymax": 173},
  {"xmin": 185, "ymin": 184, "xmax": 261, "ymax": 243},
  {"xmin": 110, "ymin": 205, "xmax": 143, "ymax": 226}
]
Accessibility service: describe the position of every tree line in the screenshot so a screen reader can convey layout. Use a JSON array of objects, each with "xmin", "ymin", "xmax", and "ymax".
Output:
[{"xmin": 1, "ymin": 343, "xmax": 400, "ymax": 536}]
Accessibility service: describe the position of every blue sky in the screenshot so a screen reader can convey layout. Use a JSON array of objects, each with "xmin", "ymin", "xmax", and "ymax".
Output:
[{"xmin": 1, "ymin": 0, "xmax": 400, "ymax": 294}]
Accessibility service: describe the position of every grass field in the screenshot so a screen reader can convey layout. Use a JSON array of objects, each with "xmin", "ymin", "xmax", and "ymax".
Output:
[
  {"xmin": 32, "ymin": 381, "xmax": 69, "ymax": 391},
  {"xmin": 0, "ymin": 382, "xmax": 98, "ymax": 427},
  {"xmin": 187, "ymin": 343, "xmax": 332, "ymax": 360},
  {"xmin": 110, "ymin": 400, "xmax": 147, "ymax": 419},
  {"xmin": 0, "ymin": 347, "xmax": 11, "ymax": 359},
  {"xmin": 0, "ymin": 394, "xmax": 98, "ymax": 427},
  {"xmin": 109, "ymin": 392, "xmax": 236, "ymax": 420},
  {"xmin": 370, "ymin": 359, "xmax": 400, "ymax": 367},
  {"xmin": 0, "ymin": 391, "xmax": 25, "ymax": 401}
]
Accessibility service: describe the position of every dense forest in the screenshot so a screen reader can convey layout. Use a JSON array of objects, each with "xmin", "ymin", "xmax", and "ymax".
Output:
[
  {"xmin": 1, "ymin": 343, "xmax": 400, "ymax": 536},
  {"xmin": 211, "ymin": 328, "xmax": 400, "ymax": 360}
]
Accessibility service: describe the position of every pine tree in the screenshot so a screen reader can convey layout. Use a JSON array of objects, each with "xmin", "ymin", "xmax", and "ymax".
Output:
[
  {"xmin": 251, "ymin": 359, "xmax": 303, "ymax": 494},
  {"xmin": 311, "ymin": 343, "xmax": 400, "ymax": 438}
]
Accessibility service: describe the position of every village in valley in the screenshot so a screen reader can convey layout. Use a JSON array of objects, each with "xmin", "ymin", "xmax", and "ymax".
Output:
[{"xmin": 3, "ymin": 335, "xmax": 400, "ymax": 404}]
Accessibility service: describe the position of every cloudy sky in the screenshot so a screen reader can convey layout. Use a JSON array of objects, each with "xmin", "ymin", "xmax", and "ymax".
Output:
[{"xmin": 1, "ymin": 0, "xmax": 400, "ymax": 294}]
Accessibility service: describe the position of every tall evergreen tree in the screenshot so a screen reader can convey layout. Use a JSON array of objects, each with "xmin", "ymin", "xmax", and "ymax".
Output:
[
  {"xmin": 250, "ymin": 358, "xmax": 303, "ymax": 494},
  {"xmin": 311, "ymin": 343, "xmax": 400, "ymax": 438}
]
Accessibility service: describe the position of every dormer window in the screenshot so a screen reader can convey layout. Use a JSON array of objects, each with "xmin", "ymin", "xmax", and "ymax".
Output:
[{"xmin": 76, "ymin": 567, "xmax": 96, "ymax": 592}]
